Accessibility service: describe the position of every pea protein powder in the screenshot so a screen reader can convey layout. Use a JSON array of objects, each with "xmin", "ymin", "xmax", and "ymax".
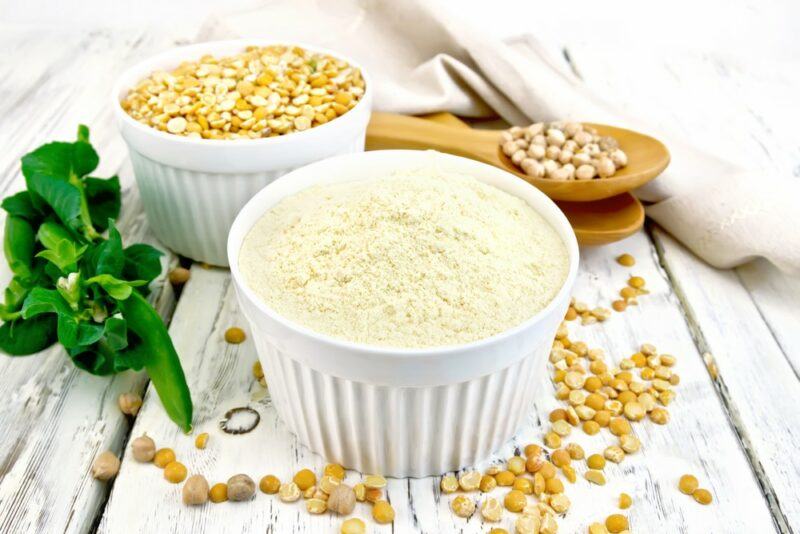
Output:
[{"xmin": 239, "ymin": 168, "xmax": 569, "ymax": 348}]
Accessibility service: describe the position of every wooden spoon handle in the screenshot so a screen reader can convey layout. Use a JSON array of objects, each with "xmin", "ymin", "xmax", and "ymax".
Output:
[{"xmin": 366, "ymin": 112, "xmax": 501, "ymax": 165}]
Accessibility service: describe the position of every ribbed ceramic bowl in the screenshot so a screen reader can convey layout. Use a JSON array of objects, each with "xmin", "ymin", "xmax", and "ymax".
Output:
[
  {"xmin": 113, "ymin": 40, "xmax": 372, "ymax": 266},
  {"xmin": 228, "ymin": 150, "xmax": 579, "ymax": 477}
]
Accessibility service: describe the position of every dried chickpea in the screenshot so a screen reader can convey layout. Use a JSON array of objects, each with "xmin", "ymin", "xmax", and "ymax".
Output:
[
  {"xmin": 495, "ymin": 470, "xmax": 515, "ymax": 486},
  {"xmin": 227, "ymin": 474, "xmax": 255, "ymax": 501},
  {"xmin": 612, "ymin": 300, "xmax": 627, "ymax": 312},
  {"xmin": 550, "ymin": 493, "xmax": 570, "ymax": 513},
  {"xmin": 620, "ymin": 434, "xmax": 641, "ymax": 454},
  {"xmin": 481, "ymin": 496, "xmax": 503, "ymax": 522},
  {"xmin": 459, "ymin": 470, "xmax": 481, "ymax": 491},
  {"xmin": 328, "ymin": 484, "xmax": 356, "ymax": 515},
  {"xmin": 164, "ymin": 461, "xmax": 188, "ymax": 483},
  {"xmin": 259, "ymin": 474, "xmax": 281, "ymax": 494},
  {"xmin": 354, "ymin": 483, "xmax": 366, "ymax": 501},
  {"xmin": 609, "ymin": 417, "xmax": 632, "ymax": 436},
  {"xmin": 195, "ymin": 432, "xmax": 209, "ymax": 449},
  {"xmin": 545, "ymin": 477, "xmax": 564, "ymax": 494},
  {"xmin": 324, "ymin": 463, "xmax": 346, "ymax": 480},
  {"xmin": 441, "ymin": 474, "xmax": 459, "ymax": 493},
  {"xmin": 513, "ymin": 477, "xmax": 533, "ymax": 494},
  {"xmin": 480, "ymin": 474, "xmax": 498, "ymax": 492},
  {"xmin": 451, "ymin": 495, "xmax": 476, "ymax": 518},
  {"xmin": 583, "ymin": 420, "xmax": 601, "ymax": 435},
  {"xmin": 364, "ymin": 474, "xmax": 387, "ymax": 489},
  {"xmin": 131, "ymin": 434, "xmax": 156, "ymax": 462},
  {"xmin": 340, "ymin": 518, "xmax": 366, "ymax": 534},
  {"xmin": 589, "ymin": 522, "xmax": 610, "ymax": 534},
  {"xmin": 544, "ymin": 431, "xmax": 562, "ymax": 449},
  {"xmin": 252, "ymin": 361, "xmax": 264, "ymax": 380},
  {"xmin": 679, "ymin": 474, "xmax": 699, "ymax": 495},
  {"xmin": 619, "ymin": 492, "xmax": 632, "ymax": 509},
  {"xmin": 587, "ymin": 454, "xmax": 606, "ymax": 470},
  {"xmin": 209, "ymin": 482, "xmax": 228, "ymax": 503},
  {"xmin": 566, "ymin": 442, "xmax": 585, "ymax": 460},
  {"xmin": 604, "ymin": 446, "xmax": 626, "ymax": 464},
  {"xmin": 549, "ymin": 408, "xmax": 567, "ymax": 422},
  {"xmin": 224, "ymin": 326, "xmax": 246, "ymax": 344},
  {"xmin": 168, "ymin": 266, "xmax": 191, "ymax": 285},
  {"xmin": 616, "ymin": 254, "xmax": 636, "ymax": 267},
  {"xmin": 693, "ymin": 488, "xmax": 713, "ymax": 505},
  {"xmin": 153, "ymin": 448, "xmax": 176, "ymax": 468},
  {"xmin": 118, "ymin": 392, "xmax": 142, "ymax": 416},
  {"xmin": 552, "ymin": 420, "xmax": 572, "ymax": 437},
  {"xmin": 294, "ymin": 469, "xmax": 317, "ymax": 491},
  {"xmin": 503, "ymin": 457, "xmax": 523, "ymax": 476},
  {"xmin": 372, "ymin": 500, "xmax": 395, "ymax": 524},
  {"xmin": 182, "ymin": 474, "xmax": 210, "ymax": 505},
  {"xmin": 91, "ymin": 451, "xmax": 120, "ymax": 481},
  {"xmin": 365, "ymin": 488, "xmax": 382, "ymax": 503},
  {"xmin": 537, "ymin": 462, "xmax": 555, "ymax": 481},
  {"xmin": 525, "ymin": 454, "xmax": 544, "ymax": 473},
  {"xmin": 551, "ymin": 449, "xmax": 571, "ymax": 467},
  {"xmin": 606, "ymin": 514, "xmax": 629, "ymax": 533},
  {"xmin": 504, "ymin": 489, "xmax": 527, "ymax": 512},
  {"xmin": 279, "ymin": 482, "xmax": 301, "ymax": 502},
  {"xmin": 628, "ymin": 276, "xmax": 646, "ymax": 289},
  {"xmin": 533, "ymin": 473, "xmax": 545, "ymax": 496},
  {"xmin": 524, "ymin": 444, "xmax": 542, "ymax": 458},
  {"xmin": 307, "ymin": 498, "xmax": 328, "ymax": 514}
]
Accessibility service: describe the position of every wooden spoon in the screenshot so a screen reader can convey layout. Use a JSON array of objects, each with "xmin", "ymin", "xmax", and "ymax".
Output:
[
  {"xmin": 366, "ymin": 112, "xmax": 670, "ymax": 202},
  {"xmin": 367, "ymin": 112, "xmax": 645, "ymax": 245}
]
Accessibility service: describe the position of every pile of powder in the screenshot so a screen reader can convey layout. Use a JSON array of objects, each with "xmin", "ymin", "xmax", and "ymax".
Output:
[{"xmin": 239, "ymin": 168, "xmax": 569, "ymax": 348}]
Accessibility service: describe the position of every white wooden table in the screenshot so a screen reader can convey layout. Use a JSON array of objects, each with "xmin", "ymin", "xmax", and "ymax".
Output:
[{"xmin": 0, "ymin": 1, "xmax": 798, "ymax": 533}]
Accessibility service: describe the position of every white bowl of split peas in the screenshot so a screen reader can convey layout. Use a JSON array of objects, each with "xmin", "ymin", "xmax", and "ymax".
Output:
[{"xmin": 112, "ymin": 40, "xmax": 372, "ymax": 266}]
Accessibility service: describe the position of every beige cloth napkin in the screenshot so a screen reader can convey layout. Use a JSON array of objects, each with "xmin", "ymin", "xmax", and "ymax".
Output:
[{"xmin": 199, "ymin": 0, "xmax": 800, "ymax": 273}]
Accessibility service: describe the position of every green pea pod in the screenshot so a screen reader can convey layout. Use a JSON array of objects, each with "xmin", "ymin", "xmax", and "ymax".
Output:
[
  {"xmin": 4, "ymin": 216, "xmax": 36, "ymax": 278},
  {"xmin": 119, "ymin": 291, "xmax": 193, "ymax": 432}
]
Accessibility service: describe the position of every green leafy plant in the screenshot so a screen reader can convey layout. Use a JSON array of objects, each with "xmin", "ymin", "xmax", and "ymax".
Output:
[{"xmin": 0, "ymin": 126, "xmax": 192, "ymax": 431}]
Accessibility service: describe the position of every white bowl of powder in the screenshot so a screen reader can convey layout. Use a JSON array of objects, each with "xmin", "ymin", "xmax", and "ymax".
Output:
[{"xmin": 228, "ymin": 150, "xmax": 579, "ymax": 477}]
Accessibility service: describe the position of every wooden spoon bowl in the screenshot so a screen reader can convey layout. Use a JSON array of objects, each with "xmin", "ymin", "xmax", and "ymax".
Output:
[{"xmin": 367, "ymin": 112, "xmax": 670, "ymax": 202}]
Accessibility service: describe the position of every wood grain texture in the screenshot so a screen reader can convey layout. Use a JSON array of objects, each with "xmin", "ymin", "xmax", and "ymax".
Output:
[
  {"xmin": 0, "ymin": 28, "xmax": 181, "ymax": 534},
  {"xmin": 99, "ymin": 234, "xmax": 778, "ymax": 533},
  {"xmin": 0, "ymin": 0, "xmax": 797, "ymax": 532},
  {"xmin": 567, "ymin": 40, "xmax": 800, "ymax": 531}
]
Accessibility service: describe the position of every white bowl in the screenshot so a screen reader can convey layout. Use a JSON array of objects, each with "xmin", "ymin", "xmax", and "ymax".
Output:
[
  {"xmin": 113, "ymin": 40, "xmax": 373, "ymax": 266},
  {"xmin": 228, "ymin": 150, "xmax": 579, "ymax": 477}
]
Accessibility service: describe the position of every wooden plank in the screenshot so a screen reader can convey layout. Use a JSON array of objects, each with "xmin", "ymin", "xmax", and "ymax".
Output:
[
  {"xmin": 100, "ymin": 232, "xmax": 777, "ymax": 533},
  {"xmin": 565, "ymin": 41, "xmax": 800, "ymax": 532},
  {"xmin": 653, "ymin": 229, "xmax": 800, "ymax": 531},
  {"xmin": 0, "ymin": 28, "xmax": 183, "ymax": 534}
]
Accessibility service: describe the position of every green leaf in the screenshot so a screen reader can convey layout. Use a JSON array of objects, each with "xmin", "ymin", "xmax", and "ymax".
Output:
[
  {"xmin": 36, "ymin": 239, "xmax": 87, "ymax": 272},
  {"xmin": 85, "ymin": 223, "xmax": 123, "ymax": 277},
  {"xmin": 3, "ymin": 277, "xmax": 31, "ymax": 313},
  {"xmin": 4, "ymin": 216, "xmax": 36, "ymax": 278},
  {"xmin": 84, "ymin": 177, "xmax": 121, "ymax": 231},
  {"xmin": 68, "ymin": 343, "xmax": 119, "ymax": 375},
  {"xmin": 21, "ymin": 287, "xmax": 73, "ymax": 318},
  {"xmin": 57, "ymin": 314, "xmax": 104, "ymax": 349},
  {"xmin": 21, "ymin": 128, "xmax": 100, "ymax": 238},
  {"xmin": 26, "ymin": 173, "xmax": 84, "ymax": 233},
  {"xmin": 37, "ymin": 221, "xmax": 78, "ymax": 250},
  {"xmin": 0, "ymin": 315, "xmax": 58, "ymax": 355},
  {"xmin": 122, "ymin": 244, "xmax": 164, "ymax": 286},
  {"xmin": 1, "ymin": 192, "xmax": 44, "ymax": 223},
  {"xmin": 86, "ymin": 274, "xmax": 145, "ymax": 300},
  {"xmin": 103, "ymin": 315, "xmax": 128, "ymax": 351},
  {"xmin": 21, "ymin": 136, "xmax": 99, "ymax": 187}
]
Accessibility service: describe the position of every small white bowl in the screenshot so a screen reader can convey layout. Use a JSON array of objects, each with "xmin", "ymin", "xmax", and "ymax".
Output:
[
  {"xmin": 113, "ymin": 40, "xmax": 373, "ymax": 266},
  {"xmin": 228, "ymin": 150, "xmax": 579, "ymax": 477}
]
